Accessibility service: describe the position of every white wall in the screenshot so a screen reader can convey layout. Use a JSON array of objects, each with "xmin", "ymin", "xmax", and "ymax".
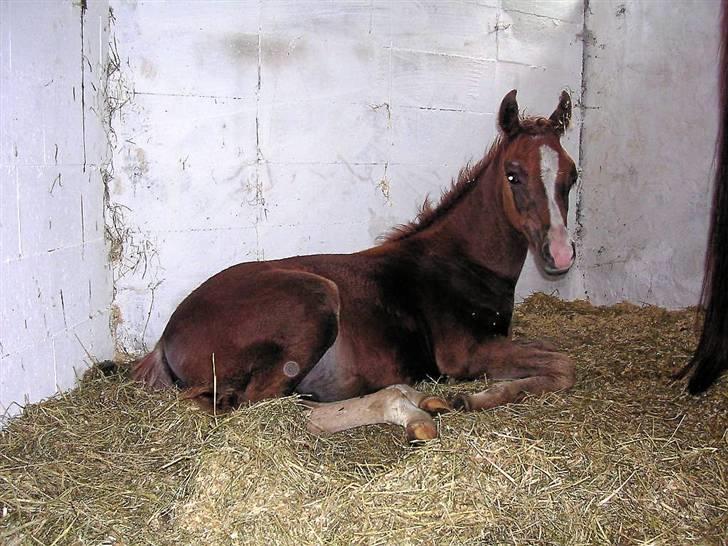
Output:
[
  {"xmin": 107, "ymin": 0, "xmax": 585, "ymax": 354},
  {"xmin": 0, "ymin": 1, "xmax": 114, "ymax": 420},
  {"xmin": 580, "ymin": 0, "xmax": 719, "ymax": 307}
]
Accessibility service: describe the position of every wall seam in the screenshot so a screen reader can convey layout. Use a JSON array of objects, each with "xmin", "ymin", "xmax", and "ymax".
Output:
[
  {"xmin": 80, "ymin": 0, "xmax": 88, "ymax": 173},
  {"xmin": 575, "ymin": 0, "xmax": 590, "ymax": 300},
  {"xmin": 253, "ymin": 0, "xmax": 265, "ymax": 261}
]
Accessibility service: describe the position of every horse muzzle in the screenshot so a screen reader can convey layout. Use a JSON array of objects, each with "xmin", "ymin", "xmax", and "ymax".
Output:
[{"xmin": 541, "ymin": 239, "xmax": 576, "ymax": 276}]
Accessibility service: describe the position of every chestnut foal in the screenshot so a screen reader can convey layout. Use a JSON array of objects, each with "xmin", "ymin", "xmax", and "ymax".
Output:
[{"xmin": 133, "ymin": 90, "xmax": 578, "ymax": 441}]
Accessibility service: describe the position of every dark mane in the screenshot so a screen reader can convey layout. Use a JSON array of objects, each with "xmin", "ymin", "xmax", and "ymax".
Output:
[{"xmin": 380, "ymin": 116, "xmax": 558, "ymax": 243}]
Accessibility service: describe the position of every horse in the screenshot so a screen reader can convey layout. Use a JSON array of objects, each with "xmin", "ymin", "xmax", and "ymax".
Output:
[
  {"xmin": 132, "ymin": 89, "xmax": 578, "ymax": 441},
  {"xmin": 677, "ymin": 0, "xmax": 728, "ymax": 393}
]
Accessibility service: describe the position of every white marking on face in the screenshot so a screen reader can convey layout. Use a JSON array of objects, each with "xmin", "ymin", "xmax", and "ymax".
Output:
[
  {"xmin": 539, "ymin": 145, "xmax": 564, "ymax": 230},
  {"xmin": 539, "ymin": 145, "xmax": 574, "ymax": 270}
]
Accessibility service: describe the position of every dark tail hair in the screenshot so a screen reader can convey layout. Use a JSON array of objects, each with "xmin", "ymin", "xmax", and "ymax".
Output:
[{"xmin": 677, "ymin": 0, "xmax": 728, "ymax": 393}]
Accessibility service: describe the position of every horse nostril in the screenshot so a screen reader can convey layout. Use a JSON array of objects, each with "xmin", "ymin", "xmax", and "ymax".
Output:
[{"xmin": 541, "ymin": 242, "xmax": 553, "ymax": 262}]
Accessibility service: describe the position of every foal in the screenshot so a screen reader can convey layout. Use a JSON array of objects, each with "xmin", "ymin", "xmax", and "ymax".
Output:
[{"xmin": 133, "ymin": 90, "xmax": 578, "ymax": 441}]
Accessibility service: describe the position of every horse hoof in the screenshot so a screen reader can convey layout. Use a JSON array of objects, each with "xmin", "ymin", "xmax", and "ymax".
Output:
[
  {"xmin": 450, "ymin": 394, "xmax": 471, "ymax": 412},
  {"xmin": 405, "ymin": 420, "xmax": 438, "ymax": 442},
  {"xmin": 419, "ymin": 395, "xmax": 451, "ymax": 414}
]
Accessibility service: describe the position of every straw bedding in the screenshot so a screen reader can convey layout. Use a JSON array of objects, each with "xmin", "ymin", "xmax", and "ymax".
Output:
[{"xmin": 1, "ymin": 294, "xmax": 726, "ymax": 545}]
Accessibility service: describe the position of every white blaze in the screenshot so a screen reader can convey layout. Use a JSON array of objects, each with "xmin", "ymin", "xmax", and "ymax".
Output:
[
  {"xmin": 539, "ymin": 145, "xmax": 564, "ymax": 230},
  {"xmin": 539, "ymin": 145, "xmax": 573, "ymax": 270}
]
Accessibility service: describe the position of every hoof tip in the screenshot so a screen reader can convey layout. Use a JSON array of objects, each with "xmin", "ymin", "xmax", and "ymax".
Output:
[
  {"xmin": 405, "ymin": 420, "xmax": 438, "ymax": 443},
  {"xmin": 419, "ymin": 396, "xmax": 452, "ymax": 415},
  {"xmin": 450, "ymin": 394, "xmax": 471, "ymax": 412}
]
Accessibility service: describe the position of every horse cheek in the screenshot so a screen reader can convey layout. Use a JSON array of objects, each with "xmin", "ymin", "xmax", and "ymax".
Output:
[{"xmin": 501, "ymin": 184, "xmax": 523, "ymax": 232}]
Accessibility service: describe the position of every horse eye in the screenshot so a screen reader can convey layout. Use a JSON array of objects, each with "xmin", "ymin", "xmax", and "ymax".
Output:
[{"xmin": 506, "ymin": 173, "xmax": 520, "ymax": 184}]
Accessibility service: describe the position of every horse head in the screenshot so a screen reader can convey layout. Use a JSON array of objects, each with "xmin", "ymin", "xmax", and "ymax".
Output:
[{"xmin": 497, "ymin": 89, "xmax": 578, "ymax": 276}]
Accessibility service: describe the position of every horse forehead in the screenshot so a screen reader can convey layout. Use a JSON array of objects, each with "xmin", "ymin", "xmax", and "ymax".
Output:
[
  {"xmin": 539, "ymin": 144, "xmax": 560, "ymax": 177},
  {"xmin": 536, "ymin": 139, "xmax": 573, "ymax": 174},
  {"xmin": 509, "ymin": 135, "xmax": 565, "ymax": 165}
]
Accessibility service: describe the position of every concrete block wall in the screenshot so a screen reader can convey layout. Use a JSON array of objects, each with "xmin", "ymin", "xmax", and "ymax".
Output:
[
  {"xmin": 579, "ymin": 0, "xmax": 720, "ymax": 308},
  {"xmin": 107, "ymin": 0, "xmax": 585, "ymax": 354},
  {"xmin": 0, "ymin": 1, "xmax": 114, "ymax": 420}
]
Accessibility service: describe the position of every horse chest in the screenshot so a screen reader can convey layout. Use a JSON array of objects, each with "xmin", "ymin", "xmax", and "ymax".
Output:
[
  {"xmin": 427, "ymin": 268, "xmax": 515, "ymax": 341},
  {"xmin": 367, "ymin": 252, "xmax": 516, "ymax": 378},
  {"xmin": 370, "ymin": 294, "xmax": 513, "ymax": 383},
  {"xmin": 462, "ymin": 306, "xmax": 511, "ymax": 339}
]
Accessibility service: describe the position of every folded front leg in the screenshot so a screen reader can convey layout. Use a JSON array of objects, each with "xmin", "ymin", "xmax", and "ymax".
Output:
[{"xmin": 440, "ymin": 338, "xmax": 575, "ymax": 411}]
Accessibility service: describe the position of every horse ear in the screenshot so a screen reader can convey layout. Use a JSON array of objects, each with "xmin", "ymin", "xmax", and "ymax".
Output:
[
  {"xmin": 549, "ymin": 91, "xmax": 572, "ymax": 135},
  {"xmin": 498, "ymin": 89, "xmax": 521, "ymax": 138}
]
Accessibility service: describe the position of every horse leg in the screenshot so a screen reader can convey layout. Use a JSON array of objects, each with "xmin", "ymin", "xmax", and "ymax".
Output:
[
  {"xmin": 183, "ymin": 337, "xmax": 338, "ymax": 412},
  {"xmin": 442, "ymin": 338, "xmax": 575, "ymax": 411},
  {"xmin": 512, "ymin": 338, "xmax": 558, "ymax": 352},
  {"xmin": 172, "ymin": 270, "xmax": 342, "ymax": 412},
  {"xmin": 303, "ymin": 384, "xmax": 450, "ymax": 442}
]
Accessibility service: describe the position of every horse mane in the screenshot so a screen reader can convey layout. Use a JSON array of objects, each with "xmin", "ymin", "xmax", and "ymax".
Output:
[
  {"xmin": 380, "ymin": 140, "xmax": 501, "ymax": 243},
  {"xmin": 380, "ymin": 116, "xmax": 559, "ymax": 243}
]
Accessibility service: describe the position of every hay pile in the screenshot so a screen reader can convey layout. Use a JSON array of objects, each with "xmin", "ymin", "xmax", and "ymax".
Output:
[{"xmin": 1, "ymin": 294, "xmax": 726, "ymax": 545}]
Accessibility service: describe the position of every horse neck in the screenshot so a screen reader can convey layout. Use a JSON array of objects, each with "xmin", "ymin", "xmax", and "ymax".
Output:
[{"xmin": 428, "ymin": 153, "xmax": 529, "ymax": 281}]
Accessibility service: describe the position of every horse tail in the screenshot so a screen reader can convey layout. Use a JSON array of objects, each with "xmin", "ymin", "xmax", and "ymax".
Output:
[
  {"xmin": 132, "ymin": 343, "xmax": 175, "ymax": 389},
  {"xmin": 677, "ymin": 0, "xmax": 728, "ymax": 393},
  {"xmin": 88, "ymin": 359, "xmax": 127, "ymax": 377}
]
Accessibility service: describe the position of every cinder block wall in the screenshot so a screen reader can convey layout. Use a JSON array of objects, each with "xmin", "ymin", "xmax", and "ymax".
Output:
[
  {"xmin": 0, "ymin": 1, "xmax": 113, "ymax": 420},
  {"xmin": 579, "ymin": 0, "xmax": 720, "ymax": 307},
  {"xmin": 107, "ymin": 0, "xmax": 585, "ymax": 355}
]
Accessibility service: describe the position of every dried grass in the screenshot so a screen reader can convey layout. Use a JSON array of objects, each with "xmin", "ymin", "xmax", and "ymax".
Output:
[{"xmin": 1, "ymin": 294, "xmax": 726, "ymax": 545}]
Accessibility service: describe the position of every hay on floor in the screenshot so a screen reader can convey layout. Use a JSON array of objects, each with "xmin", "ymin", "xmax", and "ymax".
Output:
[{"xmin": 0, "ymin": 294, "xmax": 726, "ymax": 545}]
